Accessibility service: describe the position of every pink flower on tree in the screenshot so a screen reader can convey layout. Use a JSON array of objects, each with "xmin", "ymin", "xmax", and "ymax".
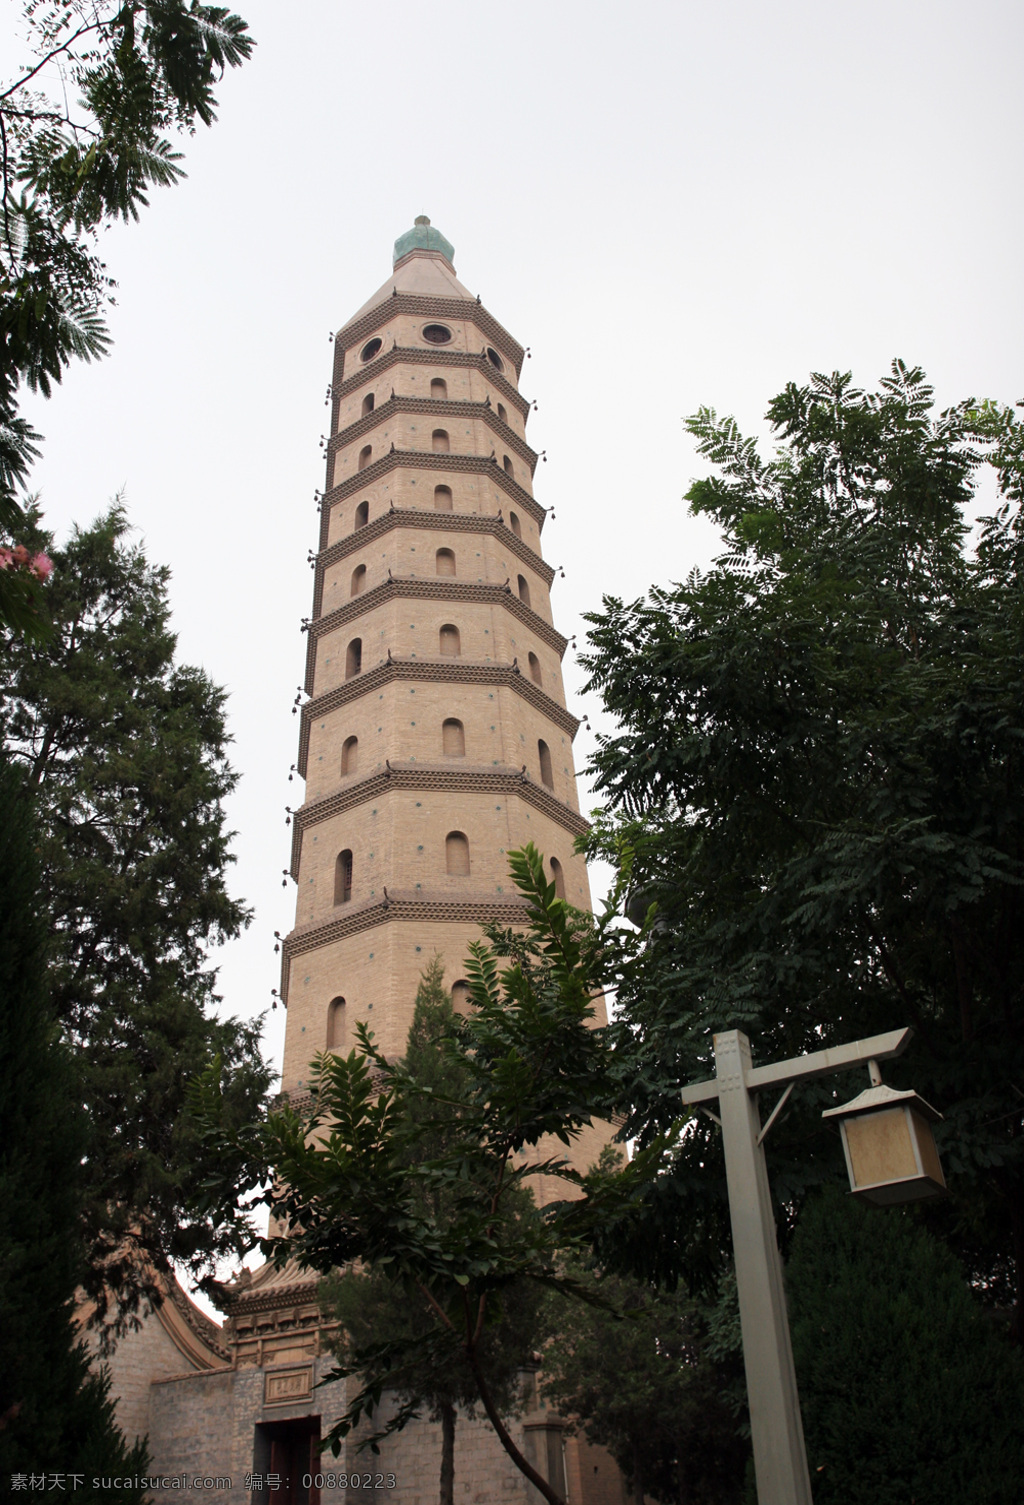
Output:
[{"xmin": 0, "ymin": 544, "xmax": 54, "ymax": 580}]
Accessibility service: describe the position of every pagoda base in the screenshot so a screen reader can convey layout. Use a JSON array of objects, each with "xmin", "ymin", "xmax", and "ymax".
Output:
[{"xmin": 102, "ymin": 1271, "xmax": 631, "ymax": 1505}]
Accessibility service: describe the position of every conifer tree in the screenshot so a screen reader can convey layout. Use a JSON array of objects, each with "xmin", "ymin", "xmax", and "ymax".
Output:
[
  {"xmin": 0, "ymin": 752, "xmax": 148, "ymax": 1499},
  {"xmin": 788, "ymin": 1189, "xmax": 1024, "ymax": 1505},
  {"xmin": 539, "ymin": 1264, "xmax": 747, "ymax": 1505},
  {"xmin": 0, "ymin": 503, "xmax": 273, "ymax": 1328}
]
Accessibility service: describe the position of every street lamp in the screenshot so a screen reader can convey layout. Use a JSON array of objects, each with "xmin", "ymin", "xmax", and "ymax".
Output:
[
  {"xmin": 679, "ymin": 1024, "xmax": 942, "ymax": 1505},
  {"xmin": 823, "ymin": 1062, "xmax": 945, "ymax": 1206}
]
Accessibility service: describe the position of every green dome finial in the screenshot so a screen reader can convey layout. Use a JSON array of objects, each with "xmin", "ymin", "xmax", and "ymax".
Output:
[{"xmin": 393, "ymin": 215, "xmax": 455, "ymax": 268}]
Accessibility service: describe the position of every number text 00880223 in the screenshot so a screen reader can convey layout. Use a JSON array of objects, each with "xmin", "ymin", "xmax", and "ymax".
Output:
[{"xmin": 303, "ymin": 1474, "xmax": 396, "ymax": 1491}]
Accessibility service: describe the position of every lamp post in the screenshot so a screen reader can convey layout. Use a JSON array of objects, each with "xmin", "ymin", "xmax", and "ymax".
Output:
[{"xmin": 679, "ymin": 1025, "xmax": 942, "ymax": 1505}]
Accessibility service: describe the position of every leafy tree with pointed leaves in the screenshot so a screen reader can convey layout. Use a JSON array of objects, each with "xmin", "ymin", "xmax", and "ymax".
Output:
[
  {"xmin": 321, "ymin": 956, "xmax": 549, "ymax": 1505},
  {"xmin": 580, "ymin": 362, "xmax": 1024, "ymax": 1339},
  {"xmin": 196, "ymin": 846, "xmax": 667, "ymax": 1505},
  {"xmin": 0, "ymin": 502, "xmax": 273, "ymax": 1330},
  {"xmin": 0, "ymin": 0, "xmax": 254, "ymax": 634},
  {"xmin": 0, "ymin": 750, "xmax": 148, "ymax": 1499}
]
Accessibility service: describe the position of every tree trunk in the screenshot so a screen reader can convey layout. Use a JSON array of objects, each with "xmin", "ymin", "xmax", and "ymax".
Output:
[
  {"xmin": 467, "ymin": 1351, "xmax": 565, "ymax": 1505},
  {"xmin": 439, "ymin": 1400, "xmax": 456, "ymax": 1505},
  {"xmin": 677, "ymin": 1452, "xmax": 690, "ymax": 1505},
  {"xmin": 631, "ymin": 1448, "xmax": 645, "ymax": 1504}
]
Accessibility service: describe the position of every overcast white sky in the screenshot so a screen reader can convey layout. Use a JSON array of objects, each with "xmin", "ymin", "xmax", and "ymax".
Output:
[{"xmin": 9, "ymin": 0, "xmax": 1024, "ymax": 1082}]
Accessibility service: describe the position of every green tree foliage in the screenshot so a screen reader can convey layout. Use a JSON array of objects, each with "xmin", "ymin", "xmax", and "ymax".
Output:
[
  {"xmin": 581, "ymin": 364, "xmax": 1024, "ymax": 1334},
  {"xmin": 0, "ymin": 0, "xmax": 253, "ymax": 632},
  {"xmin": 0, "ymin": 503, "xmax": 273, "ymax": 1328},
  {"xmin": 787, "ymin": 1190, "xmax": 1024, "ymax": 1504},
  {"xmin": 197, "ymin": 847, "xmax": 665, "ymax": 1505},
  {"xmin": 0, "ymin": 751, "xmax": 148, "ymax": 1499},
  {"xmin": 322, "ymin": 957, "xmax": 548, "ymax": 1505},
  {"xmin": 540, "ymin": 1259, "xmax": 748, "ymax": 1505}
]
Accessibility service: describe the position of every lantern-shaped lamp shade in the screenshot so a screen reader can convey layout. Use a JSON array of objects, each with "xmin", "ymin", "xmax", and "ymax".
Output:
[{"xmin": 823, "ymin": 1084, "xmax": 946, "ymax": 1205}]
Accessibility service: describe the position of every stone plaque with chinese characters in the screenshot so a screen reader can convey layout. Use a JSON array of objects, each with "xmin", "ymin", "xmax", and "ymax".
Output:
[{"xmin": 264, "ymin": 1365, "xmax": 313, "ymax": 1405}]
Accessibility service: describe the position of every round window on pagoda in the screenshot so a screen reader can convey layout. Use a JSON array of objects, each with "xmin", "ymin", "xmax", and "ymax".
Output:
[
  {"xmin": 422, "ymin": 323, "xmax": 452, "ymax": 345},
  {"xmin": 486, "ymin": 346, "xmax": 504, "ymax": 372},
  {"xmin": 360, "ymin": 337, "xmax": 382, "ymax": 362}
]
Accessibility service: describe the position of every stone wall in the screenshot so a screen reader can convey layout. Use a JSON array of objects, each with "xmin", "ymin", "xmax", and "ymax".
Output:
[
  {"xmin": 143, "ymin": 1360, "xmax": 629, "ymax": 1505},
  {"xmin": 94, "ymin": 1305, "xmax": 202, "ymax": 1451}
]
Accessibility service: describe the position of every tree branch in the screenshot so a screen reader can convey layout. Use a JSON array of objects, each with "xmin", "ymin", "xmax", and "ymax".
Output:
[
  {"xmin": 0, "ymin": 19, "xmax": 106, "ymax": 102},
  {"xmin": 466, "ymin": 1346, "xmax": 565, "ymax": 1505},
  {"xmin": 415, "ymin": 1279, "xmax": 456, "ymax": 1334},
  {"xmin": 3, "ymin": 102, "xmax": 100, "ymax": 138},
  {"xmin": 0, "ymin": 107, "xmax": 10, "ymax": 252},
  {"xmin": 471, "ymin": 1290, "xmax": 487, "ymax": 1350}
]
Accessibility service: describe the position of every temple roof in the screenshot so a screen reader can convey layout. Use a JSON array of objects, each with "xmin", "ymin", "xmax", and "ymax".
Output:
[{"xmin": 339, "ymin": 216, "xmax": 474, "ymax": 331}]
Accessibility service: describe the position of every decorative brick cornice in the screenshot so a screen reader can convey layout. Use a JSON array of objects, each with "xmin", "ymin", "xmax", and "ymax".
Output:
[
  {"xmin": 279, "ymin": 1090, "xmax": 316, "ymax": 1116},
  {"xmin": 331, "ymin": 339, "xmax": 346, "ymax": 419},
  {"xmin": 312, "ymin": 510, "xmax": 554, "ymax": 617},
  {"xmin": 309, "ymin": 579, "xmax": 564, "ymax": 648},
  {"xmin": 298, "ymin": 657, "xmax": 579, "ymax": 775},
  {"xmin": 290, "ymin": 761, "xmax": 588, "ymax": 876},
  {"xmin": 225, "ymin": 1279, "xmax": 320, "ymax": 1321},
  {"xmin": 304, "ymin": 577, "xmax": 566, "ymax": 691},
  {"xmin": 277, "ymin": 1075, "xmax": 390, "ymax": 1118},
  {"xmin": 337, "ymin": 295, "xmax": 524, "ymax": 379},
  {"xmin": 331, "ymin": 396, "xmax": 537, "ymax": 473},
  {"xmin": 333, "ymin": 347, "xmax": 530, "ymax": 422},
  {"xmin": 321, "ymin": 451, "xmax": 545, "ymax": 550},
  {"xmin": 281, "ymin": 890, "xmax": 532, "ymax": 1003}
]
